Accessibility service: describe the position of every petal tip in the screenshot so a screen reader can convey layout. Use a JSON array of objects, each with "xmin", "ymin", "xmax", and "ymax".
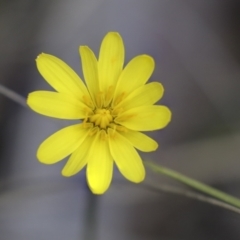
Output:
[
  {"xmin": 79, "ymin": 45, "xmax": 88, "ymax": 52},
  {"xmin": 153, "ymin": 142, "xmax": 159, "ymax": 151},
  {"xmin": 107, "ymin": 31, "xmax": 120, "ymax": 36},
  {"xmin": 104, "ymin": 32, "xmax": 123, "ymax": 42},
  {"xmin": 157, "ymin": 106, "xmax": 172, "ymax": 130},
  {"xmin": 166, "ymin": 107, "xmax": 172, "ymax": 122},
  {"xmin": 26, "ymin": 93, "xmax": 31, "ymax": 105},
  {"xmin": 143, "ymin": 55, "xmax": 155, "ymax": 67},
  {"xmin": 36, "ymin": 53, "xmax": 46, "ymax": 61},
  {"xmin": 61, "ymin": 170, "xmax": 71, "ymax": 177},
  {"xmin": 132, "ymin": 173, "xmax": 145, "ymax": 183},
  {"xmin": 37, "ymin": 155, "xmax": 49, "ymax": 165},
  {"xmin": 88, "ymin": 185, "xmax": 108, "ymax": 195},
  {"xmin": 36, "ymin": 148, "xmax": 47, "ymax": 164}
]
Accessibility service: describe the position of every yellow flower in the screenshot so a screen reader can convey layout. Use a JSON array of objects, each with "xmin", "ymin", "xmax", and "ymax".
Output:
[{"xmin": 27, "ymin": 32, "xmax": 171, "ymax": 194}]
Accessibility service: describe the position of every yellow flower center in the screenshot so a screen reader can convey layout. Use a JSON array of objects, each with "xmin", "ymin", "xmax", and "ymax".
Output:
[
  {"xmin": 89, "ymin": 109, "xmax": 113, "ymax": 129},
  {"xmin": 82, "ymin": 90, "xmax": 129, "ymax": 136}
]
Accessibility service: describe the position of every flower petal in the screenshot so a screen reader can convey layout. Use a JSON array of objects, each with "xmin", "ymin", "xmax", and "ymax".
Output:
[
  {"xmin": 120, "ymin": 130, "xmax": 158, "ymax": 152},
  {"xmin": 79, "ymin": 46, "xmax": 99, "ymax": 106},
  {"xmin": 115, "ymin": 105, "xmax": 171, "ymax": 131},
  {"xmin": 62, "ymin": 135, "xmax": 93, "ymax": 177},
  {"xmin": 113, "ymin": 55, "xmax": 154, "ymax": 106},
  {"xmin": 27, "ymin": 91, "xmax": 89, "ymax": 119},
  {"xmin": 86, "ymin": 131, "xmax": 113, "ymax": 194},
  {"xmin": 37, "ymin": 124, "xmax": 89, "ymax": 164},
  {"xmin": 115, "ymin": 82, "xmax": 164, "ymax": 110},
  {"xmin": 36, "ymin": 53, "xmax": 90, "ymax": 101},
  {"xmin": 98, "ymin": 32, "xmax": 124, "ymax": 104},
  {"xmin": 108, "ymin": 128, "xmax": 145, "ymax": 183}
]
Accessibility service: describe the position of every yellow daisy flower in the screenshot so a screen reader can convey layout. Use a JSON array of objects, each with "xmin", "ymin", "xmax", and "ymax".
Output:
[{"xmin": 27, "ymin": 32, "xmax": 171, "ymax": 194}]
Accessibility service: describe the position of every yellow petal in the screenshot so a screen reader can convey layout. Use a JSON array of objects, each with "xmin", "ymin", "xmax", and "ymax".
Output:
[
  {"xmin": 27, "ymin": 91, "xmax": 89, "ymax": 119},
  {"xmin": 37, "ymin": 124, "xmax": 89, "ymax": 164},
  {"xmin": 115, "ymin": 105, "xmax": 171, "ymax": 131},
  {"xmin": 62, "ymin": 135, "xmax": 93, "ymax": 177},
  {"xmin": 108, "ymin": 128, "xmax": 145, "ymax": 183},
  {"xmin": 79, "ymin": 46, "xmax": 99, "ymax": 106},
  {"xmin": 120, "ymin": 130, "xmax": 158, "ymax": 152},
  {"xmin": 115, "ymin": 82, "xmax": 164, "ymax": 110},
  {"xmin": 86, "ymin": 131, "xmax": 113, "ymax": 194},
  {"xmin": 36, "ymin": 53, "xmax": 90, "ymax": 101},
  {"xmin": 113, "ymin": 55, "xmax": 154, "ymax": 105},
  {"xmin": 98, "ymin": 32, "xmax": 124, "ymax": 105}
]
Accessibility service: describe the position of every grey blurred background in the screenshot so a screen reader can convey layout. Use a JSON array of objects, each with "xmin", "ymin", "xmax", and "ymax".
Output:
[{"xmin": 0, "ymin": 0, "xmax": 240, "ymax": 239}]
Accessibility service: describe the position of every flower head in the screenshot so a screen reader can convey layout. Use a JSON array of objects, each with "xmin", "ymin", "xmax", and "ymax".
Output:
[{"xmin": 27, "ymin": 32, "xmax": 171, "ymax": 194}]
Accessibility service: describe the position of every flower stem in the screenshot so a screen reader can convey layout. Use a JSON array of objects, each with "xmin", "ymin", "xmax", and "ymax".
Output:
[
  {"xmin": 145, "ymin": 161, "xmax": 240, "ymax": 208},
  {"xmin": 142, "ymin": 182, "xmax": 240, "ymax": 214},
  {"xmin": 0, "ymin": 84, "xmax": 26, "ymax": 107}
]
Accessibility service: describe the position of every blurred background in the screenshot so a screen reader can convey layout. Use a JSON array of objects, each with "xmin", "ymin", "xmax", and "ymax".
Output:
[{"xmin": 0, "ymin": 0, "xmax": 240, "ymax": 239}]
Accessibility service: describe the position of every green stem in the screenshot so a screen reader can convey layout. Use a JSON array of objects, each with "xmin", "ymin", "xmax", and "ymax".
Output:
[
  {"xmin": 145, "ymin": 161, "xmax": 240, "ymax": 208},
  {"xmin": 0, "ymin": 84, "xmax": 26, "ymax": 107}
]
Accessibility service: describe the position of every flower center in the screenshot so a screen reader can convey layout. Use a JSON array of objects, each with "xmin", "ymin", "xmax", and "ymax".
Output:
[
  {"xmin": 89, "ymin": 108, "xmax": 113, "ymax": 129},
  {"xmin": 82, "ymin": 92, "xmax": 128, "ymax": 135}
]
